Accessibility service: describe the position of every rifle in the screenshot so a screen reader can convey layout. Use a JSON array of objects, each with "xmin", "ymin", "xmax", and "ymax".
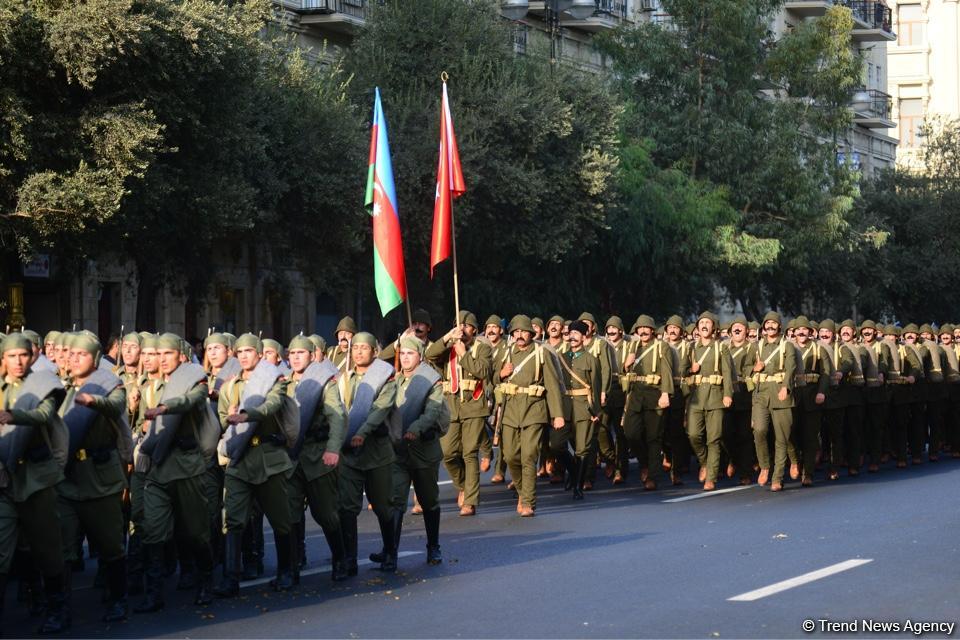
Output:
[{"xmin": 492, "ymin": 402, "xmax": 503, "ymax": 447}]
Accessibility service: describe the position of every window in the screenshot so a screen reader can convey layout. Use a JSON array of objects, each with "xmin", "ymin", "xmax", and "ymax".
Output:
[
  {"xmin": 897, "ymin": 4, "xmax": 925, "ymax": 46},
  {"xmin": 899, "ymin": 98, "xmax": 924, "ymax": 148}
]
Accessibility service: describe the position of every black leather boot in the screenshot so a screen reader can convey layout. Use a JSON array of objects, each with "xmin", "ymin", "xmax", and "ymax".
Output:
[
  {"xmin": 297, "ymin": 518, "xmax": 307, "ymax": 569},
  {"xmin": 175, "ymin": 537, "xmax": 197, "ymax": 590},
  {"xmin": 1, "ymin": 572, "xmax": 8, "ymax": 637},
  {"xmin": 323, "ymin": 525, "xmax": 348, "ymax": 582},
  {"xmin": 269, "ymin": 532, "xmax": 295, "ymax": 592},
  {"xmin": 423, "ymin": 508, "xmax": 442, "ymax": 565},
  {"xmin": 37, "ymin": 572, "xmax": 70, "ymax": 634},
  {"xmin": 240, "ymin": 517, "xmax": 263, "ymax": 581},
  {"xmin": 339, "ymin": 512, "xmax": 358, "ymax": 577},
  {"xmin": 133, "ymin": 543, "xmax": 164, "ymax": 613},
  {"xmin": 192, "ymin": 540, "xmax": 214, "ymax": 606},
  {"xmin": 376, "ymin": 512, "xmax": 399, "ymax": 573},
  {"xmin": 126, "ymin": 532, "xmax": 144, "ymax": 596},
  {"xmin": 560, "ymin": 450, "xmax": 576, "ymax": 491},
  {"xmin": 102, "ymin": 557, "xmax": 128, "ymax": 623},
  {"xmin": 213, "ymin": 531, "xmax": 241, "ymax": 598},
  {"xmin": 162, "ymin": 539, "xmax": 177, "ymax": 578},
  {"xmin": 573, "ymin": 456, "xmax": 586, "ymax": 500}
]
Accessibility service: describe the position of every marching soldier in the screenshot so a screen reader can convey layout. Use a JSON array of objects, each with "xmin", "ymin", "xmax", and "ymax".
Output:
[
  {"xmin": 0, "ymin": 333, "xmax": 70, "ymax": 633},
  {"xmin": 531, "ymin": 318, "xmax": 545, "ymax": 343},
  {"xmin": 684, "ymin": 312, "xmax": 734, "ymax": 492},
  {"xmin": 919, "ymin": 324, "xmax": 946, "ymax": 461},
  {"xmin": 380, "ymin": 309, "xmax": 434, "ymax": 363},
  {"xmin": 482, "ymin": 315, "xmax": 507, "ymax": 484},
  {"xmin": 818, "ymin": 320, "xmax": 846, "ymax": 480},
  {"xmin": 937, "ymin": 325, "xmax": 960, "ymax": 458},
  {"xmin": 750, "ymin": 312, "xmax": 796, "ymax": 491},
  {"xmin": 337, "ymin": 332, "xmax": 397, "ymax": 572},
  {"xmin": 577, "ymin": 312, "xmax": 616, "ymax": 489},
  {"xmin": 837, "ymin": 320, "xmax": 866, "ymax": 475},
  {"xmin": 794, "ymin": 317, "xmax": 831, "ymax": 486},
  {"xmin": 381, "ymin": 337, "xmax": 446, "ymax": 566},
  {"xmin": 214, "ymin": 334, "xmax": 295, "ymax": 597},
  {"xmin": 284, "ymin": 334, "xmax": 348, "ymax": 583},
  {"xmin": 557, "ymin": 320, "xmax": 602, "ymax": 498},
  {"xmin": 603, "ymin": 316, "xmax": 635, "ymax": 484},
  {"xmin": 56, "ymin": 333, "xmax": 132, "ymax": 625},
  {"xmin": 495, "ymin": 315, "xmax": 564, "ymax": 516},
  {"xmin": 662, "ymin": 315, "xmax": 690, "ymax": 481},
  {"xmin": 623, "ymin": 315, "xmax": 673, "ymax": 490},
  {"xmin": 424, "ymin": 311, "xmax": 492, "ymax": 517},
  {"xmin": 723, "ymin": 317, "xmax": 756, "ymax": 485},
  {"xmin": 136, "ymin": 333, "xmax": 217, "ymax": 612},
  {"xmin": 327, "ymin": 316, "xmax": 358, "ymax": 371},
  {"xmin": 859, "ymin": 320, "xmax": 891, "ymax": 472},
  {"xmin": 903, "ymin": 323, "xmax": 932, "ymax": 464}
]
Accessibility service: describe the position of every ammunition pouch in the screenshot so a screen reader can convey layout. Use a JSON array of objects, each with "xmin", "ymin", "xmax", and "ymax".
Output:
[
  {"xmin": 443, "ymin": 379, "xmax": 479, "ymax": 393},
  {"xmin": 752, "ymin": 372, "xmax": 786, "ymax": 384},
  {"xmin": 498, "ymin": 383, "xmax": 546, "ymax": 398},
  {"xmin": 686, "ymin": 374, "xmax": 724, "ymax": 386}
]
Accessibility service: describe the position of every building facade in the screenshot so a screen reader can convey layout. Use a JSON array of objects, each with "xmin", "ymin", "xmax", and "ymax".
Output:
[{"xmin": 886, "ymin": 0, "xmax": 960, "ymax": 166}]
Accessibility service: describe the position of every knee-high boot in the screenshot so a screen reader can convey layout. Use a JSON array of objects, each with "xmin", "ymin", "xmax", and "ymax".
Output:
[
  {"xmin": 133, "ymin": 543, "xmax": 164, "ymax": 614},
  {"xmin": 213, "ymin": 531, "xmax": 241, "ymax": 598},
  {"xmin": 423, "ymin": 508, "xmax": 442, "ymax": 565},
  {"xmin": 339, "ymin": 511, "xmax": 358, "ymax": 577}
]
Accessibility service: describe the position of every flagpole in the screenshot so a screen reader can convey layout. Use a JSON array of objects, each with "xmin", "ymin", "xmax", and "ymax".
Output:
[{"xmin": 442, "ymin": 72, "xmax": 461, "ymax": 329}]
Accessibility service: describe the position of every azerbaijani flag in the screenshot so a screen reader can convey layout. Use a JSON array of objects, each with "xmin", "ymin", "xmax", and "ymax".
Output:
[
  {"xmin": 365, "ymin": 88, "xmax": 407, "ymax": 317},
  {"xmin": 430, "ymin": 81, "xmax": 466, "ymax": 278}
]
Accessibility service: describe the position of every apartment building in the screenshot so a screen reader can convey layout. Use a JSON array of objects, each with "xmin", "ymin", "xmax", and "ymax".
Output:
[{"xmin": 886, "ymin": 0, "xmax": 960, "ymax": 165}]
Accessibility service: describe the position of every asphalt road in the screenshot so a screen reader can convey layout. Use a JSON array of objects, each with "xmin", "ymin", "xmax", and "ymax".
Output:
[{"xmin": 5, "ymin": 456, "xmax": 959, "ymax": 639}]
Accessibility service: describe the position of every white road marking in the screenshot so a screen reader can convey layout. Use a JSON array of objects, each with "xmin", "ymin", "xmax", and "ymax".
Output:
[
  {"xmin": 661, "ymin": 485, "xmax": 756, "ymax": 503},
  {"xmin": 241, "ymin": 551, "xmax": 425, "ymax": 589},
  {"xmin": 727, "ymin": 559, "xmax": 874, "ymax": 602}
]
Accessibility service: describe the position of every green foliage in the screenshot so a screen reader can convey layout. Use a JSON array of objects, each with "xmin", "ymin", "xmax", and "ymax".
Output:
[{"xmin": 0, "ymin": 0, "xmax": 364, "ymax": 322}]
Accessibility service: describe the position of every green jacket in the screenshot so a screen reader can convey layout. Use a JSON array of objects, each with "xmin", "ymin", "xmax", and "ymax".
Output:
[
  {"xmin": 219, "ymin": 375, "xmax": 291, "ymax": 484},
  {"xmin": 148, "ymin": 378, "xmax": 209, "ymax": 484},
  {"xmin": 425, "ymin": 338, "xmax": 492, "ymax": 421},
  {"xmin": 684, "ymin": 340, "xmax": 734, "ymax": 411},
  {"xmin": 495, "ymin": 344, "xmax": 565, "ymax": 428},
  {"xmin": 861, "ymin": 341, "xmax": 892, "ymax": 404},
  {"xmin": 558, "ymin": 349, "xmax": 601, "ymax": 423},
  {"xmin": 752, "ymin": 337, "xmax": 796, "ymax": 409},
  {"xmin": 286, "ymin": 375, "xmax": 346, "ymax": 481},
  {"xmin": 391, "ymin": 373, "xmax": 444, "ymax": 469},
  {"xmin": 726, "ymin": 341, "xmax": 756, "ymax": 410},
  {"xmin": 339, "ymin": 371, "xmax": 396, "ymax": 471},
  {"xmin": 583, "ymin": 336, "xmax": 615, "ymax": 397},
  {"xmin": 797, "ymin": 341, "xmax": 832, "ymax": 411},
  {"xmin": 625, "ymin": 339, "xmax": 675, "ymax": 412},
  {"xmin": 58, "ymin": 383, "xmax": 127, "ymax": 501},
  {"xmin": 0, "ymin": 373, "xmax": 63, "ymax": 503},
  {"xmin": 606, "ymin": 339, "xmax": 636, "ymax": 408}
]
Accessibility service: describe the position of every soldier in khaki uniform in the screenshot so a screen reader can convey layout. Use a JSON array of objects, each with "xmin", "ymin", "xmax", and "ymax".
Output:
[
  {"xmin": 553, "ymin": 320, "xmax": 602, "ymax": 499},
  {"xmin": 425, "ymin": 311, "xmax": 491, "ymax": 517},
  {"xmin": 482, "ymin": 315, "xmax": 508, "ymax": 483},
  {"xmin": 919, "ymin": 324, "xmax": 947, "ymax": 461},
  {"xmin": 897, "ymin": 325, "xmax": 927, "ymax": 465},
  {"xmin": 214, "ymin": 334, "xmax": 294, "ymax": 596},
  {"xmin": 623, "ymin": 315, "xmax": 674, "ymax": 490},
  {"xmin": 793, "ymin": 317, "xmax": 831, "ymax": 485},
  {"xmin": 327, "ymin": 316, "xmax": 358, "ymax": 371},
  {"xmin": 577, "ymin": 313, "xmax": 615, "ymax": 489},
  {"xmin": 378, "ymin": 337, "xmax": 445, "ymax": 566},
  {"xmin": 683, "ymin": 312, "xmax": 734, "ymax": 491},
  {"xmin": 57, "ymin": 333, "xmax": 130, "ymax": 625},
  {"xmin": 495, "ymin": 315, "xmax": 564, "ymax": 516},
  {"xmin": 723, "ymin": 317, "xmax": 756, "ymax": 485},
  {"xmin": 937, "ymin": 325, "xmax": 960, "ymax": 458},
  {"xmin": 136, "ymin": 333, "xmax": 216, "ymax": 612},
  {"xmin": 750, "ymin": 312, "xmax": 796, "ymax": 491},
  {"xmin": 284, "ymin": 334, "xmax": 347, "ymax": 583},
  {"xmin": 838, "ymin": 320, "xmax": 867, "ymax": 475},
  {"xmin": 662, "ymin": 315, "xmax": 690, "ymax": 481},
  {"xmin": 0, "ymin": 334, "xmax": 70, "ymax": 633},
  {"xmin": 603, "ymin": 316, "xmax": 635, "ymax": 484},
  {"xmin": 337, "ymin": 333, "xmax": 396, "ymax": 572},
  {"xmin": 860, "ymin": 320, "xmax": 891, "ymax": 472}
]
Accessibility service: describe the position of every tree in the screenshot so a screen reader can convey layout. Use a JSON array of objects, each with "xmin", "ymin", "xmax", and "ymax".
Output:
[
  {"xmin": 0, "ymin": 0, "xmax": 364, "ymax": 330},
  {"xmin": 597, "ymin": 0, "xmax": 867, "ymax": 317}
]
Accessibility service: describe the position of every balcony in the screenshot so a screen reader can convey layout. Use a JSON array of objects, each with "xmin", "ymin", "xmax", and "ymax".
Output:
[
  {"xmin": 559, "ymin": 0, "xmax": 629, "ymax": 32},
  {"xmin": 296, "ymin": 0, "xmax": 373, "ymax": 34},
  {"xmin": 841, "ymin": 0, "xmax": 895, "ymax": 41},
  {"xmin": 784, "ymin": 0, "xmax": 834, "ymax": 18},
  {"xmin": 850, "ymin": 88, "xmax": 895, "ymax": 129}
]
